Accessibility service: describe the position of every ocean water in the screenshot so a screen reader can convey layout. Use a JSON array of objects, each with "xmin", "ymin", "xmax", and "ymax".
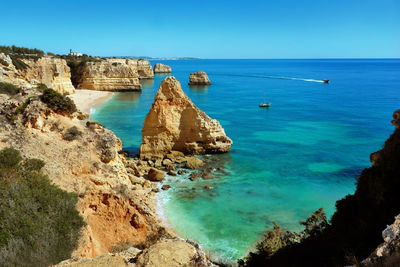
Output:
[{"xmin": 91, "ymin": 59, "xmax": 400, "ymax": 261}]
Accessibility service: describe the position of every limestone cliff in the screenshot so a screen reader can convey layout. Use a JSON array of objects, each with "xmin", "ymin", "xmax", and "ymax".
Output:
[
  {"xmin": 0, "ymin": 53, "xmax": 75, "ymax": 94},
  {"xmin": 153, "ymin": 63, "xmax": 172, "ymax": 73},
  {"xmin": 73, "ymin": 59, "xmax": 142, "ymax": 91},
  {"xmin": 0, "ymin": 89, "xmax": 163, "ymax": 258},
  {"xmin": 140, "ymin": 76, "xmax": 232, "ymax": 159},
  {"xmin": 135, "ymin": 59, "xmax": 154, "ymax": 79},
  {"xmin": 21, "ymin": 56, "xmax": 75, "ymax": 94},
  {"xmin": 188, "ymin": 71, "xmax": 211, "ymax": 85}
]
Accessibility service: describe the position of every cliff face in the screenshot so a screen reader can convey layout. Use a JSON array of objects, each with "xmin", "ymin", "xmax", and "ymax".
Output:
[
  {"xmin": 188, "ymin": 71, "xmax": 211, "ymax": 85},
  {"xmin": 153, "ymin": 63, "xmax": 172, "ymax": 73},
  {"xmin": 74, "ymin": 59, "xmax": 141, "ymax": 91},
  {"xmin": 140, "ymin": 76, "xmax": 232, "ymax": 159},
  {"xmin": 73, "ymin": 58, "xmax": 154, "ymax": 91},
  {"xmin": 0, "ymin": 53, "xmax": 75, "ymax": 94},
  {"xmin": 21, "ymin": 57, "xmax": 75, "ymax": 94},
  {"xmin": 0, "ymin": 90, "xmax": 162, "ymax": 258}
]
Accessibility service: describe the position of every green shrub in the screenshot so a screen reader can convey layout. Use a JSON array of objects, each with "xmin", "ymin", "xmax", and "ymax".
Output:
[
  {"xmin": 63, "ymin": 126, "xmax": 82, "ymax": 141},
  {"xmin": 0, "ymin": 147, "xmax": 84, "ymax": 266},
  {"xmin": 14, "ymin": 97, "xmax": 32, "ymax": 115},
  {"xmin": 0, "ymin": 82, "xmax": 19, "ymax": 95},
  {"xmin": 40, "ymin": 88, "xmax": 77, "ymax": 114},
  {"xmin": 36, "ymin": 83, "xmax": 48, "ymax": 91},
  {"xmin": 0, "ymin": 147, "xmax": 22, "ymax": 169},
  {"xmin": 10, "ymin": 56, "xmax": 28, "ymax": 70},
  {"xmin": 22, "ymin": 158, "xmax": 45, "ymax": 172}
]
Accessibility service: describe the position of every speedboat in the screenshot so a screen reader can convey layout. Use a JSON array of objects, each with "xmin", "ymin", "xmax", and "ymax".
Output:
[
  {"xmin": 322, "ymin": 79, "xmax": 329, "ymax": 83},
  {"xmin": 259, "ymin": 103, "xmax": 271, "ymax": 108}
]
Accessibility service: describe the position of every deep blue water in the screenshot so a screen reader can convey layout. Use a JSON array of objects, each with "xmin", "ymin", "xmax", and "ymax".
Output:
[{"xmin": 91, "ymin": 59, "xmax": 400, "ymax": 260}]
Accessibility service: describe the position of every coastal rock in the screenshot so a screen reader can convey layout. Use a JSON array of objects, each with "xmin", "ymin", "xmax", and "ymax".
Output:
[
  {"xmin": 362, "ymin": 214, "xmax": 400, "ymax": 265},
  {"xmin": 135, "ymin": 59, "xmax": 154, "ymax": 79},
  {"xmin": 188, "ymin": 71, "xmax": 211, "ymax": 85},
  {"xmin": 153, "ymin": 63, "xmax": 172, "ymax": 73},
  {"xmin": 392, "ymin": 109, "xmax": 400, "ymax": 129},
  {"xmin": 147, "ymin": 168, "xmax": 165, "ymax": 182},
  {"xmin": 21, "ymin": 57, "xmax": 75, "ymax": 94},
  {"xmin": 74, "ymin": 59, "xmax": 142, "ymax": 91},
  {"xmin": 140, "ymin": 76, "xmax": 232, "ymax": 159},
  {"xmin": 135, "ymin": 239, "xmax": 212, "ymax": 267},
  {"xmin": 185, "ymin": 156, "xmax": 204, "ymax": 169},
  {"xmin": 0, "ymin": 53, "xmax": 74, "ymax": 93}
]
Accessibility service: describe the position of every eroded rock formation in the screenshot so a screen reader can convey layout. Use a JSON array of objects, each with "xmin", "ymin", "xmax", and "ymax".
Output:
[
  {"xmin": 153, "ymin": 63, "xmax": 172, "ymax": 73},
  {"xmin": 188, "ymin": 71, "xmax": 211, "ymax": 85},
  {"xmin": 0, "ymin": 53, "xmax": 75, "ymax": 94},
  {"xmin": 73, "ymin": 59, "xmax": 142, "ymax": 91},
  {"xmin": 21, "ymin": 57, "xmax": 75, "ymax": 94},
  {"xmin": 140, "ymin": 76, "xmax": 232, "ymax": 159}
]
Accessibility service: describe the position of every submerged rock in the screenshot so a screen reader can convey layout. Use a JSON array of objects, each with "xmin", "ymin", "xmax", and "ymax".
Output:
[
  {"xmin": 153, "ymin": 63, "xmax": 172, "ymax": 73},
  {"xmin": 188, "ymin": 71, "xmax": 211, "ymax": 85},
  {"xmin": 140, "ymin": 76, "xmax": 232, "ymax": 159}
]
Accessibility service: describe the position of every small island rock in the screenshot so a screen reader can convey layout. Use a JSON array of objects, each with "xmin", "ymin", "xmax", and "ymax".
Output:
[
  {"xmin": 154, "ymin": 63, "xmax": 172, "ymax": 73},
  {"xmin": 188, "ymin": 71, "xmax": 211, "ymax": 85}
]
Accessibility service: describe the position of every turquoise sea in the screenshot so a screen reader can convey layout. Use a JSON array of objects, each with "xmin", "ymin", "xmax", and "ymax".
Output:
[{"xmin": 91, "ymin": 59, "xmax": 400, "ymax": 261}]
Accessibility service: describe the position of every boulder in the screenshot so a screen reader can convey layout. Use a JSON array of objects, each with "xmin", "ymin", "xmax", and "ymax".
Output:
[
  {"xmin": 140, "ymin": 76, "xmax": 232, "ymax": 159},
  {"xmin": 188, "ymin": 71, "xmax": 211, "ymax": 85},
  {"xmin": 147, "ymin": 168, "xmax": 165, "ymax": 182},
  {"xmin": 153, "ymin": 63, "xmax": 172, "ymax": 73},
  {"xmin": 185, "ymin": 156, "xmax": 204, "ymax": 169}
]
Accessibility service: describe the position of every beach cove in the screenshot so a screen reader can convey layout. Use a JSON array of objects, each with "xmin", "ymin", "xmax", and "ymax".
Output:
[{"xmin": 90, "ymin": 59, "xmax": 400, "ymax": 260}]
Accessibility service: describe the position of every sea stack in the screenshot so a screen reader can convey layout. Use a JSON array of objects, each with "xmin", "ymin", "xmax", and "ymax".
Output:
[
  {"xmin": 140, "ymin": 76, "xmax": 232, "ymax": 159},
  {"xmin": 188, "ymin": 71, "xmax": 211, "ymax": 85},
  {"xmin": 153, "ymin": 63, "xmax": 172, "ymax": 73}
]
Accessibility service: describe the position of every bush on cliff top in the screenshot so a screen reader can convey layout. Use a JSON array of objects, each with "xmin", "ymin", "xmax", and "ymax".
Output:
[
  {"xmin": 0, "ymin": 147, "xmax": 84, "ymax": 266},
  {"xmin": 40, "ymin": 86, "xmax": 77, "ymax": 114},
  {"xmin": 241, "ymin": 128, "xmax": 400, "ymax": 266}
]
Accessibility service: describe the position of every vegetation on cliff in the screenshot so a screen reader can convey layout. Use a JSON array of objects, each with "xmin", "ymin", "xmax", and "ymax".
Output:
[
  {"xmin": 40, "ymin": 85, "xmax": 77, "ymax": 114},
  {"xmin": 0, "ymin": 82, "xmax": 20, "ymax": 95},
  {"xmin": 0, "ymin": 147, "xmax": 84, "ymax": 266},
  {"xmin": 241, "ymin": 126, "xmax": 400, "ymax": 266}
]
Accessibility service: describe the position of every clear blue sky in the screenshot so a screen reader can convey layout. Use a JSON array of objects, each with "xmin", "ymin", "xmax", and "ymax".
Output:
[{"xmin": 1, "ymin": 0, "xmax": 399, "ymax": 58}]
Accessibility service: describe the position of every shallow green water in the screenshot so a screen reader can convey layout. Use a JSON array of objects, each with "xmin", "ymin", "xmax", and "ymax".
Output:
[{"xmin": 91, "ymin": 59, "xmax": 400, "ymax": 260}]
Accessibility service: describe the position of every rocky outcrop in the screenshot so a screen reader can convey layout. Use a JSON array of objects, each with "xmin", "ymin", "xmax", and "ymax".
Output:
[
  {"xmin": 21, "ymin": 57, "xmax": 75, "ymax": 94},
  {"xmin": 362, "ymin": 214, "xmax": 400, "ymax": 265},
  {"xmin": 188, "ymin": 71, "xmax": 211, "ymax": 85},
  {"xmin": 73, "ymin": 59, "xmax": 154, "ymax": 91},
  {"xmin": 74, "ymin": 59, "xmax": 141, "ymax": 91},
  {"xmin": 140, "ymin": 76, "xmax": 232, "ymax": 159},
  {"xmin": 0, "ymin": 53, "xmax": 75, "ymax": 94},
  {"xmin": 0, "ymin": 91, "xmax": 163, "ymax": 259},
  {"xmin": 135, "ymin": 59, "xmax": 154, "ymax": 79},
  {"xmin": 153, "ymin": 63, "xmax": 172, "ymax": 74},
  {"xmin": 56, "ymin": 239, "xmax": 215, "ymax": 267}
]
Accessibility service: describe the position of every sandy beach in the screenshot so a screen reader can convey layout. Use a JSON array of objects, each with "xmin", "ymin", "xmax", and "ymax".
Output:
[{"xmin": 68, "ymin": 89, "xmax": 113, "ymax": 114}]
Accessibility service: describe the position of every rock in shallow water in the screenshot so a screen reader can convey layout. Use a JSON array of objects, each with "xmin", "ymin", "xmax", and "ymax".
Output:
[
  {"xmin": 140, "ymin": 76, "xmax": 232, "ymax": 159},
  {"xmin": 188, "ymin": 71, "xmax": 211, "ymax": 85}
]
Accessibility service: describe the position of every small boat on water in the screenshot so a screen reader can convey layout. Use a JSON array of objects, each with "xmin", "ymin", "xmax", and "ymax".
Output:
[
  {"xmin": 322, "ymin": 79, "xmax": 329, "ymax": 83},
  {"xmin": 259, "ymin": 103, "xmax": 271, "ymax": 108}
]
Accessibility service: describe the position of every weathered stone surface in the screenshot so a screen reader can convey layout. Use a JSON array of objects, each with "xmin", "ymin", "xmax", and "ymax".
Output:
[
  {"xmin": 362, "ymin": 214, "xmax": 400, "ymax": 265},
  {"xmin": 153, "ymin": 63, "xmax": 172, "ymax": 73},
  {"xmin": 0, "ymin": 53, "xmax": 74, "ymax": 94},
  {"xmin": 147, "ymin": 168, "xmax": 165, "ymax": 182},
  {"xmin": 135, "ymin": 239, "xmax": 211, "ymax": 267},
  {"xmin": 140, "ymin": 76, "xmax": 232, "ymax": 159},
  {"xmin": 74, "ymin": 59, "xmax": 141, "ymax": 91},
  {"xmin": 185, "ymin": 156, "xmax": 204, "ymax": 169},
  {"xmin": 188, "ymin": 71, "xmax": 211, "ymax": 85},
  {"xmin": 21, "ymin": 57, "xmax": 75, "ymax": 94}
]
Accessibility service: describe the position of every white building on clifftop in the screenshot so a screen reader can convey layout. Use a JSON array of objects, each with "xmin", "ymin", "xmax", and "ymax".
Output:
[{"xmin": 69, "ymin": 49, "xmax": 82, "ymax": 56}]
